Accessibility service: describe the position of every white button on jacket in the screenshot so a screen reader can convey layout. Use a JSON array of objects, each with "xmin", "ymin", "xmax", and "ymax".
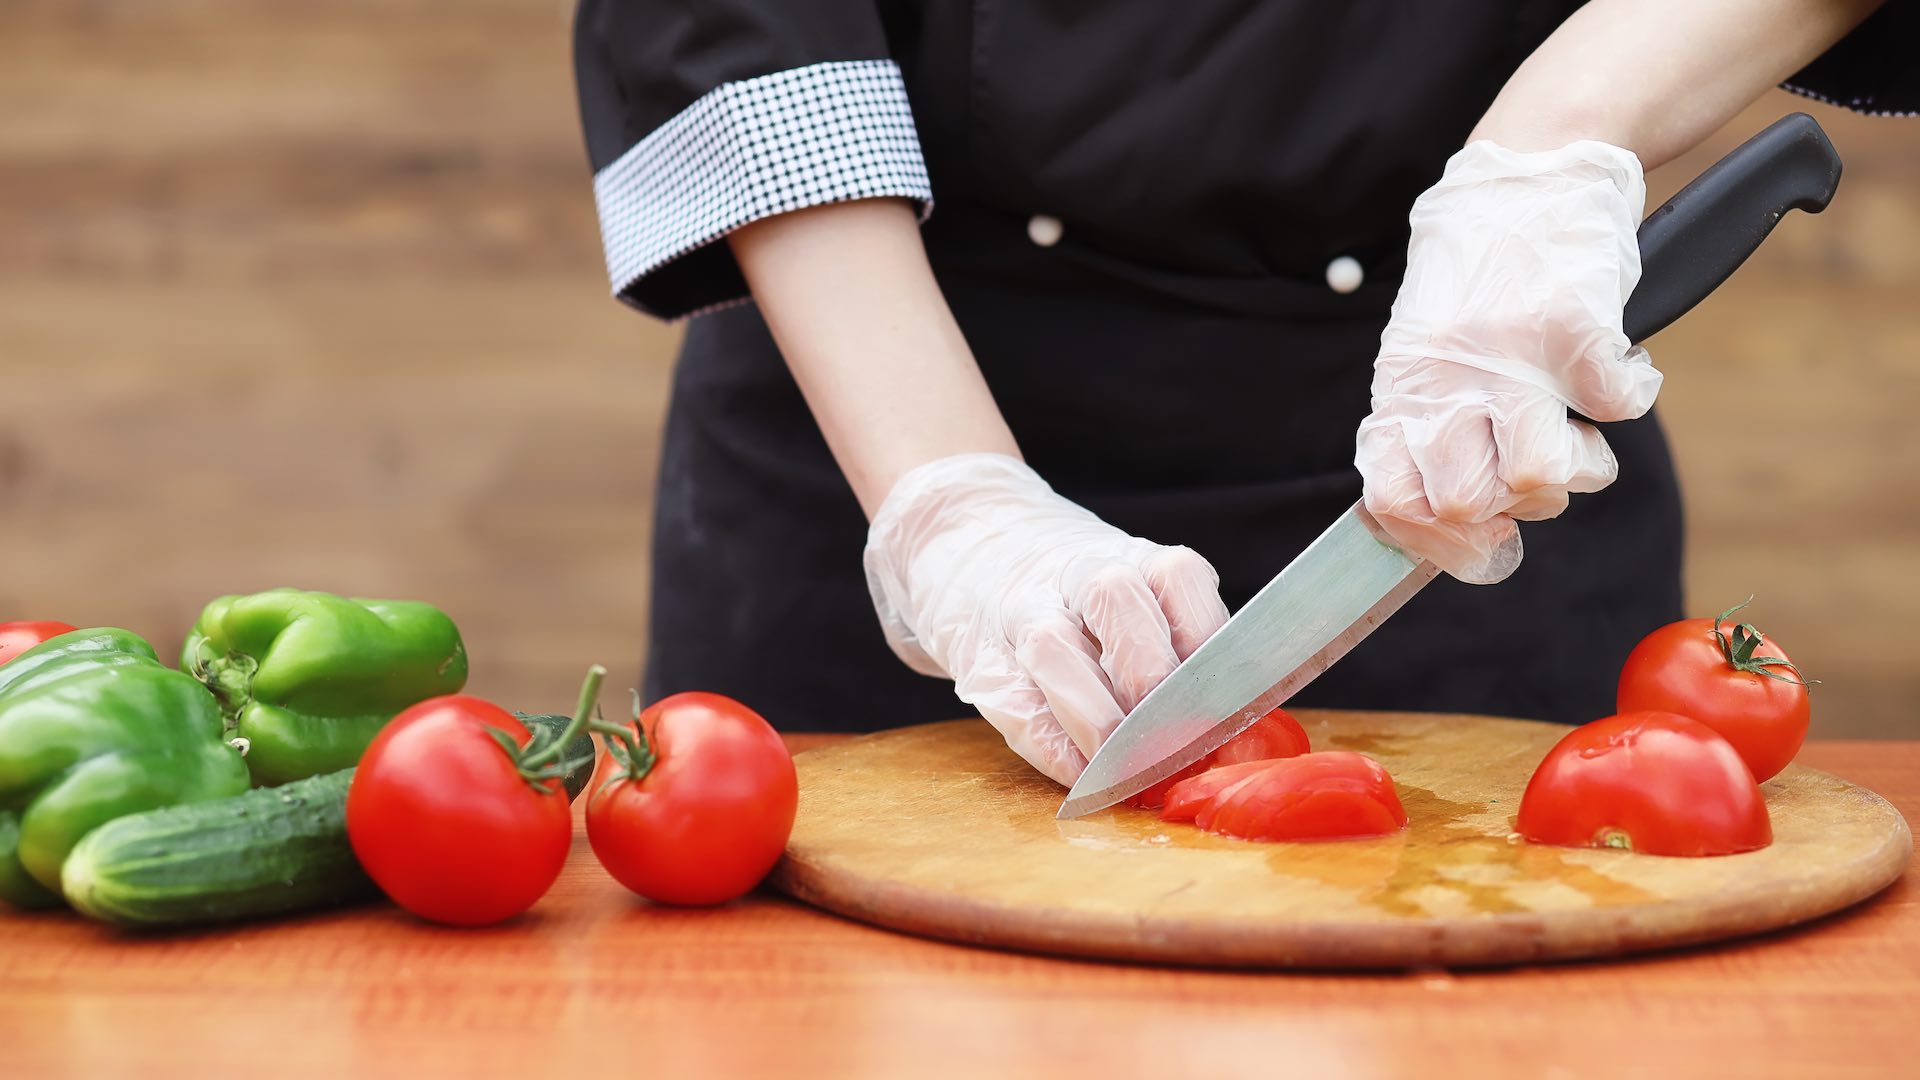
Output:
[
  {"xmin": 1325, "ymin": 255, "xmax": 1364, "ymax": 294},
  {"xmin": 1026, "ymin": 214, "xmax": 1064, "ymax": 248}
]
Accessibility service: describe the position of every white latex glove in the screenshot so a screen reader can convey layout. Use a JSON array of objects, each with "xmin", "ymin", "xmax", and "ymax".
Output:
[
  {"xmin": 1355, "ymin": 139, "xmax": 1665, "ymax": 584},
  {"xmin": 864, "ymin": 453, "xmax": 1230, "ymax": 786}
]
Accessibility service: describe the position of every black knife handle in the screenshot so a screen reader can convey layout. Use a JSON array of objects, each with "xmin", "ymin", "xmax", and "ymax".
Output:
[{"xmin": 1623, "ymin": 112, "xmax": 1841, "ymax": 345}]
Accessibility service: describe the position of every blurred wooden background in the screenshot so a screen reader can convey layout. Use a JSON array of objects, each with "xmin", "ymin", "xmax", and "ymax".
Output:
[{"xmin": 2, "ymin": 2, "xmax": 1914, "ymax": 735}]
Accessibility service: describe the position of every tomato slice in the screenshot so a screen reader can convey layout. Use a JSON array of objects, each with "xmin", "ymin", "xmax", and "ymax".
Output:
[
  {"xmin": 1160, "ymin": 760, "xmax": 1277, "ymax": 822},
  {"xmin": 1188, "ymin": 752, "xmax": 1407, "ymax": 841},
  {"xmin": 1208, "ymin": 708, "xmax": 1312, "ymax": 765},
  {"xmin": 1124, "ymin": 707, "xmax": 1310, "ymax": 809},
  {"xmin": 1517, "ymin": 711, "xmax": 1771, "ymax": 857}
]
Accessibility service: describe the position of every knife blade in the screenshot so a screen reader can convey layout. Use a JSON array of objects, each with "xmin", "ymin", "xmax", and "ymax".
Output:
[
  {"xmin": 1058, "ymin": 112, "xmax": 1843, "ymax": 819},
  {"xmin": 1057, "ymin": 505, "xmax": 1437, "ymax": 818}
]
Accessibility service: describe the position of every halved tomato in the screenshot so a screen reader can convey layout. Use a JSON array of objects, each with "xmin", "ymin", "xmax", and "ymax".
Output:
[{"xmin": 1516, "ymin": 711, "xmax": 1771, "ymax": 856}]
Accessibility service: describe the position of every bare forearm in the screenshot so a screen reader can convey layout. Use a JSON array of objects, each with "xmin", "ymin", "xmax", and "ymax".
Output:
[
  {"xmin": 1473, "ymin": 0, "xmax": 1882, "ymax": 167},
  {"xmin": 727, "ymin": 199, "xmax": 1020, "ymax": 517}
]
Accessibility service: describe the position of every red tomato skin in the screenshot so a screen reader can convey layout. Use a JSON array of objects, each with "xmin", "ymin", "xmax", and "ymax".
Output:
[
  {"xmin": 586, "ymin": 692, "xmax": 798, "ymax": 907},
  {"xmin": 347, "ymin": 696, "xmax": 572, "ymax": 926},
  {"xmin": 0, "ymin": 621, "xmax": 79, "ymax": 666},
  {"xmin": 1190, "ymin": 752, "xmax": 1408, "ymax": 842},
  {"xmin": 1617, "ymin": 618, "xmax": 1809, "ymax": 782},
  {"xmin": 1124, "ymin": 708, "xmax": 1310, "ymax": 810},
  {"xmin": 1517, "ymin": 711, "xmax": 1771, "ymax": 857}
]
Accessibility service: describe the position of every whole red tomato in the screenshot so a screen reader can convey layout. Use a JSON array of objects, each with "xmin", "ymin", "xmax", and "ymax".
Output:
[
  {"xmin": 1517, "ymin": 711, "xmax": 1771, "ymax": 857},
  {"xmin": 1124, "ymin": 706, "xmax": 1310, "ymax": 809},
  {"xmin": 586, "ymin": 691, "xmax": 797, "ymax": 906},
  {"xmin": 1162, "ymin": 751, "xmax": 1408, "ymax": 841},
  {"xmin": 0, "ymin": 621, "xmax": 78, "ymax": 666},
  {"xmin": 1617, "ymin": 600, "xmax": 1811, "ymax": 782},
  {"xmin": 348, "ymin": 668, "xmax": 605, "ymax": 926}
]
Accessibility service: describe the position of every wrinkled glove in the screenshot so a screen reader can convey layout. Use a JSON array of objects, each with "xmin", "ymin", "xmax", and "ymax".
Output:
[
  {"xmin": 864, "ymin": 453, "xmax": 1230, "ymax": 785},
  {"xmin": 1356, "ymin": 139, "xmax": 1664, "ymax": 584}
]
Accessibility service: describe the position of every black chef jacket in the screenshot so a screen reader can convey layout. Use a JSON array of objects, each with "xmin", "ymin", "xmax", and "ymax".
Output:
[{"xmin": 573, "ymin": 1, "xmax": 1915, "ymax": 731}]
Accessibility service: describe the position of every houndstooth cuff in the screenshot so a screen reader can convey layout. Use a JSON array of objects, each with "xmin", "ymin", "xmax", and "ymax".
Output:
[{"xmin": 592, "ymin": 59, "xmax": 933, "ymax": 319}]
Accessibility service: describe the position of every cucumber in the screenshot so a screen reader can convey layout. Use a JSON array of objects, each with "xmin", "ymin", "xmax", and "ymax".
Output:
[
  {"xmin": 60, "ymin": 713, "xmax": 599, "ymax": 929},
  {"xmin": 63, "ymin": 768, "xmax": 370, "ymax": 928}
]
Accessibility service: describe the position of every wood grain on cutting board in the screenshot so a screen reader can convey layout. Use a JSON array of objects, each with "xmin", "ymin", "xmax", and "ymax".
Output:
[{"xmin": 770, "ymin": 712, "xmax": 1911, "ymax": 969}]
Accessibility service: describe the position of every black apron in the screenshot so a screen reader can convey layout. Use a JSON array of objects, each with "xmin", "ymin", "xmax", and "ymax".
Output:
[
  {"xmin": 644, "ymin": 203, "xmax": 1682, "ymax": 729},
  {"xmin": 580, "ymin": 2, "xmax": 1912, "ymax": 731}
]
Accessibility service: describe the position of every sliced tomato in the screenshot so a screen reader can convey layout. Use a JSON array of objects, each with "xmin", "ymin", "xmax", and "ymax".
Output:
[
  {"xmin": 1186, "ymin": 752, "xmax": 1408, "ymax": 841},
  {"xmin": 1207, "ymin": 708, "xmax": 1312, "ymax": 765},
  {"xmin": 1517, "ymin": 711, "xmax": 1771, "ymax": 857},
  {"xmin": 1124, "ymin": 707, "xmax": 1310, "ymax": 809},
  {"xmin": 1160, "ymin": 760, "xmax": 1278, "ymax": 822}
]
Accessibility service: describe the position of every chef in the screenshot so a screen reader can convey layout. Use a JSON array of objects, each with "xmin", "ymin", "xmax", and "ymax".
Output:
[{"xmin": 572, "ymin": 1, "xmax": 1912, "ymax": 785}]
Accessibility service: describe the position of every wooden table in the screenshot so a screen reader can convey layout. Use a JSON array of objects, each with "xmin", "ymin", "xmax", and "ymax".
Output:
[{"xmin": 3, "ymin": 738, "xmax": 1913, "ymax": 1079}]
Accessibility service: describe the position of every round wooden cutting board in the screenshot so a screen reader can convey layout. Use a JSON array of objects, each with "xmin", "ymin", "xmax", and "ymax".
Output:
[{"xmin": 768, "ymin": 712, "xmax": 1911, "ymax": 969}]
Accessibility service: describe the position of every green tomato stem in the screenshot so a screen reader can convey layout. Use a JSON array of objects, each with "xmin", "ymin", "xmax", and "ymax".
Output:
[
  {"xmin": 590, "ymin": 690, "xmax": 660, "ymax": 785},
  {"xmin": 1709, "ymin": 597, "xmax": 1816, "ymax": 689},
  {"xmin": 520, "ymin": 665, "xmax": 606, "ymax": 771}
]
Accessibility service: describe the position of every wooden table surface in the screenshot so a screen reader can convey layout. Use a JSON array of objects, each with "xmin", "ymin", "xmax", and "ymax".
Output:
[{"xmin": 3, "ymin": 737, "xmax": 1914, "ymax": 1079}]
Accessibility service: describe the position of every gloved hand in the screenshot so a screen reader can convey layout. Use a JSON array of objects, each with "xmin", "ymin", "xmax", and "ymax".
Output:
[
  {"xmin": 1356, "ymin": 139, "xmax": 1665, "ymax": 584},
  {"xmin": 864, "ymin": 453, "xmax": 1230, "ymax": 785}
]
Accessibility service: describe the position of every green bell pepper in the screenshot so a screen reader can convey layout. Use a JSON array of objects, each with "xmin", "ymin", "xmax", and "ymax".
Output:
[
  {"xmin": 0, "ymin": 628, "xmax": 251, "ymax": 908},
  {"xmin": 182, "ymin": 588, "xmax": 469, "ymax": 786}
]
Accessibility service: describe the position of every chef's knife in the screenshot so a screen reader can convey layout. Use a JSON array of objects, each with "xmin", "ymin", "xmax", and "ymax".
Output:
[{"xmin": 1059, "ymin": 112, "xmax": 1843, "ymax": 819}]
